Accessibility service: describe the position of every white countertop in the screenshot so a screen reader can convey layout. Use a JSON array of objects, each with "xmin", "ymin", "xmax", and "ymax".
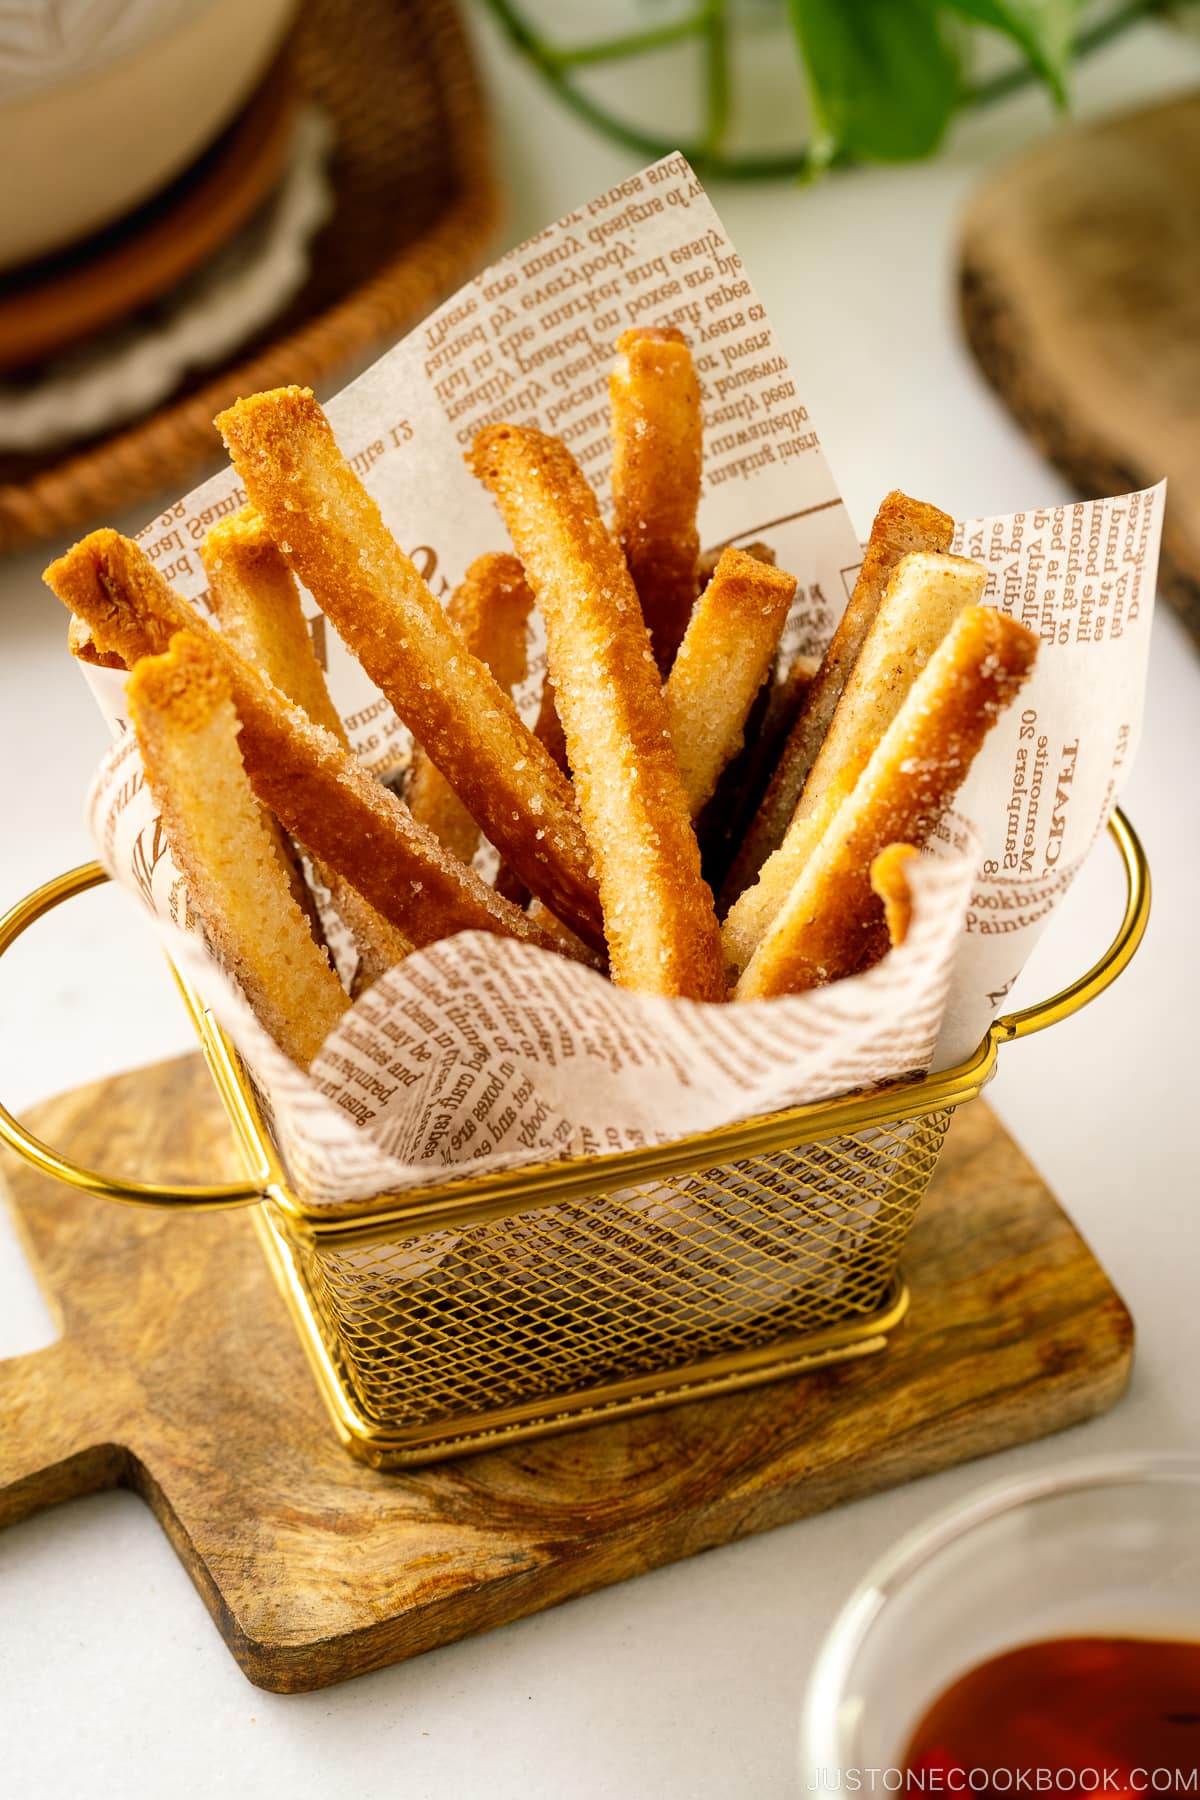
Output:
[{"xmin": 3, "ymin": 15, "xmax": 1200, "ymax": 1798}]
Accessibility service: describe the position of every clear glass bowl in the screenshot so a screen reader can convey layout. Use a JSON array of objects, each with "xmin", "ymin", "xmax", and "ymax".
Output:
[{"xmin": 799, "ymin": 1454, "xmax": 1200, "ymax": 1779}]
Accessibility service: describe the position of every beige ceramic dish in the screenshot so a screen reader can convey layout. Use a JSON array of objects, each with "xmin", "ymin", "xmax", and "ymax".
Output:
[{"xmin": 0, "ymin": 0, "xmax": 294, "ymax": 269}]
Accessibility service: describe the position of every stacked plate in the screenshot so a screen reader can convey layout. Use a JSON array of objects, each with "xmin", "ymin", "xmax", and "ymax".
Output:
[{"xmin": 0, "ymin": 0, "xmax": 498, "ymax": 548}]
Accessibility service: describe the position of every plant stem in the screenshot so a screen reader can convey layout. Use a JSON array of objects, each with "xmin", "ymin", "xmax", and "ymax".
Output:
[
  {"xmin": 700, "ymin": 0, "xmax": 731, "ymax": 157},
  {"xmin": 549, "ymin": 13, "xmax": 710, "ymax": 71},
  {"xmin": 479, "ymin": 0, "xmax": 1163, "ymax": 181}
]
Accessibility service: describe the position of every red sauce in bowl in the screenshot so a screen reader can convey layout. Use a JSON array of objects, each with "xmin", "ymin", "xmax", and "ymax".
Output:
[{"xmin": 904, "ymin": 1638, "xmax": 1200, "ymax": 1796}]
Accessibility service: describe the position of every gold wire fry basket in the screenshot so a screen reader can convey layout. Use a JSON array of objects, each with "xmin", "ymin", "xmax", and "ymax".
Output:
[{"xmin": 0, "ymin": 813, "xmax": 1149, "ymax": 1468}]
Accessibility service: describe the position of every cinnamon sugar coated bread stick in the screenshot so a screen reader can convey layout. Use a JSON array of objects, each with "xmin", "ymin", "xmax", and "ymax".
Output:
[
  {"xmin": 736, "ymin": 606, "xmax": 1038, "ymax": 1000},
  {"xmin": 870, "ymin": 844, "xmax": 919, "ymax": 949},
  {"xmin": 664, "ymin": 546, "xmax": 796, "ymax": 817},
  {"xmin": 407, "ymin": 553, "xmax": 534, "ymax": 864},
  {"xmin": 722, "ymin": 549, "xmax": 985, "ymax": 975},
  {"xmin": 610, "ymin": 326, "xmax": 702, "ymax": 674},
  {"xmin": 722, "ymin": 490, "xmax": 954, "ymax": 909},
  {"xmin": 215, "ymin": 387, "xmax": 604, "ymax": 954},
  {"xmin": 200, "ymin": 506, "xmax": 413, "ymax": 988},
  {"xmin": 44, "ymin": 531, "xmax": 568, "ymax": 960},
  {"xmin": 127, "ymin": 632, "xmax": 350, "ymax": 1068},
  {"xmin": 470, "ymin": 423, "xmax": 725, "ymax": 1001}
]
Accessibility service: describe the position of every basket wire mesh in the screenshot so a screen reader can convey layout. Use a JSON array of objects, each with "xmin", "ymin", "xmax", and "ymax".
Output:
[{"xmin": 288, "ymin": 1111, "xmax": 949, "ymax": 1438}]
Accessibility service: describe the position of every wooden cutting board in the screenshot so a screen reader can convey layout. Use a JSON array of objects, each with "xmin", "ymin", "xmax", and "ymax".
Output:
[
  {"xmin": 0, "ymin": 1055, "xmax": 1132, "ymax": 1693},
  {"xmin": 960, "ymin": 87, "xmax": 1200, "ymax": 645}
]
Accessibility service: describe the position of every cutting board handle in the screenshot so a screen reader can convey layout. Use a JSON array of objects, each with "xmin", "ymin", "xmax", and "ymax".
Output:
[{"xmin": 0, "ymin": 1335, "xmax": 126, "ymax": 1529}]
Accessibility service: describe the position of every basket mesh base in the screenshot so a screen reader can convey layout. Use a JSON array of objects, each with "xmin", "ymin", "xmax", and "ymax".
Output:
[{"xmin": 286, "ymin": 1111, "xmax": 951, "ymax": 1436}]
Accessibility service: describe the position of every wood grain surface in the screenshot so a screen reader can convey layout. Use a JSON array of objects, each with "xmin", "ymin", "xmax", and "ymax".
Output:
[
  {"xmin": 0, "ymin": 1055, "xmax": 1133, "ymax": 1693},
  {"xmin": 960, "ymin": 87, "xmax": 1200, "ymax": 646}
]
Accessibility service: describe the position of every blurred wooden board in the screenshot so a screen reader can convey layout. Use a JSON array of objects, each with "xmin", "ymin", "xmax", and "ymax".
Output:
[
  {"xmin": 0, "ymin": 1055, "xmax": 1132, "ymax": 1692},
  {"xmin": 960, "ymin": 87, "xmax": 1200, "ymax": 645}
]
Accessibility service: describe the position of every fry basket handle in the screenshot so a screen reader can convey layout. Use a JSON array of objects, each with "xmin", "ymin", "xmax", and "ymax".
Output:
[
  {"xmin": 0, "ymin": 863, "xmax": 266, "ymax": 1210},
  {"xmin": 992, "ymin": 809, "xmax": 1150, "ymax": 1043}
]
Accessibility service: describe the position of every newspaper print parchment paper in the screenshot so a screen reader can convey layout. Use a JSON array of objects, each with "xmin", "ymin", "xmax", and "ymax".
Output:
[{"xmin": 77, "ymin": 155, "xmax": 1163, "ymax": 1205}]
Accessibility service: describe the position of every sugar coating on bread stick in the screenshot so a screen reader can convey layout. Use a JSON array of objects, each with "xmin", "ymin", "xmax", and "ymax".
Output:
[
  {"xmin": 722, "ymin": 490, "xmax": 954, "ymax": 909},
  {"xmin": 735, "ymin": 606, "xmax": 1038, "ymax": 999},
  {"xmin": 493, "ymin": 660, "xmax": 572, "ymax": 907},
  {"xmin": 723, "ymin": 549, "xmax": 985, "ymax": 975},
  {"xmin": 215, "ymin": 387, "xmax": 603, "ymax": 953},
  {"xmin": 201, "ymin": 506, "xmax": 412, "ymax": 986},
  {"xmin": 470, "ymin": 424, "xmax": 725, "ymax": 1001},
  {"xmin": 202, "ymin": 505, "xmax": 346, "ymax": 742},
  {"xmin": 127, "ymin": 633, "xmax": 350, "ymax": 1069},
  {"xmin": 870, "ymin": 843, "xmax": 919, "ymax": 950},
  {"xmin": 610, "ymin": 326, "xmax": 702, "ymax": 675},
  {"xmin": 44, "ymin": 531, "xmax": 569, "ymax": 960},
  {"xmin": 664, "ymin": 546, "xmax": 796, "ymax": 817},
  {"xmin": 407, "ymin": 553, "xmax": 533, "ymax": 865}
]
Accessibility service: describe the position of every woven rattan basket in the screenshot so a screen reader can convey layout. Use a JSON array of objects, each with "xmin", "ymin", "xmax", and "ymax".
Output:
[
  {"xmin": 0, "ymin": 0, "xmax": 497, "ymax": 550},
  {"xmin": 0, "ymin": 814, "xmax": 1149, "ymax": 1467}
]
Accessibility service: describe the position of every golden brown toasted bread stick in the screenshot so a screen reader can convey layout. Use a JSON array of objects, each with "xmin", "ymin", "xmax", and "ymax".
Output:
[
  {"xmin": 407, "ymin": 553, "xmax": 534, "ymax": 864},
  {"xmin": 735, "ymin": 607, "xmax": 1038, "ymax": 999},
  {"xmin": 696, "ymin": 539, "xmax": 776, "ymax": 590},
  {"xmin": 525, "ymin": 898, "xmax": 599, "ymax": 967},
  {"xmin": 664, "ymin": 546, "xmax": 796, "ymax": 818},
  {"xmin": 870, "ymin": 844, "xmax": 919, "ymax": 950},
  {"xmin": 610, "ymin": 325, "xmax": 702, "ymax": 675},
  {"xmin": 763, "ymin": 652, "xmax": 819, "ymax": 736},
  {"xmin": 201, "ymin": 505, "xmax": 346, "ymax": 740},
  {"xmin": 470, "ymin": 423, "xmax": 725, "ymax": 1001},
  {"xmin": 721, "ymin": 490, "xmax": 954, "ymax": 909},
  {"xmin": 770, "ymin": 651, "xmax": 819, "ymax": 715},
  {"xmin": 200, "ymin": 505, "xmax": 412, "ymax": 986},
  {"xmin": 494, "ymin": 660, "xmax": 571, "ymax": 907},
  {"xmin": 698, "ymin": 648, "xmax": 820, "ymax": 893},
  {"xmin": 44, "ymin": 531, "xmax": 570, "ymax": 960},
  {"xmin": 215, "ymin": 387, "xmax": 604, "ymax": 954},
  {"xmin": 722, "ymin": 549, "xmax": 985, "ymax": 975},
  {"xmin": 74, "ymin": 531, "xmax": 327, "ymax": 944},
  {"xmin": 532, "ymin": 666, "xmax": 569, "ymax": 774},
  {"xmin": 68, "ymin": 614, "xmax": 126, "ymax": 669},
  {"xmin": 127, "ymin": 633, "xmax": 350, "ymax": 1069}
]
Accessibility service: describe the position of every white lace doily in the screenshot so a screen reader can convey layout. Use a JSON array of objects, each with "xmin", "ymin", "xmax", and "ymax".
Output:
[{"xmin": 0, "ymin": 106, "xmax": 334, "ymax": 453}]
